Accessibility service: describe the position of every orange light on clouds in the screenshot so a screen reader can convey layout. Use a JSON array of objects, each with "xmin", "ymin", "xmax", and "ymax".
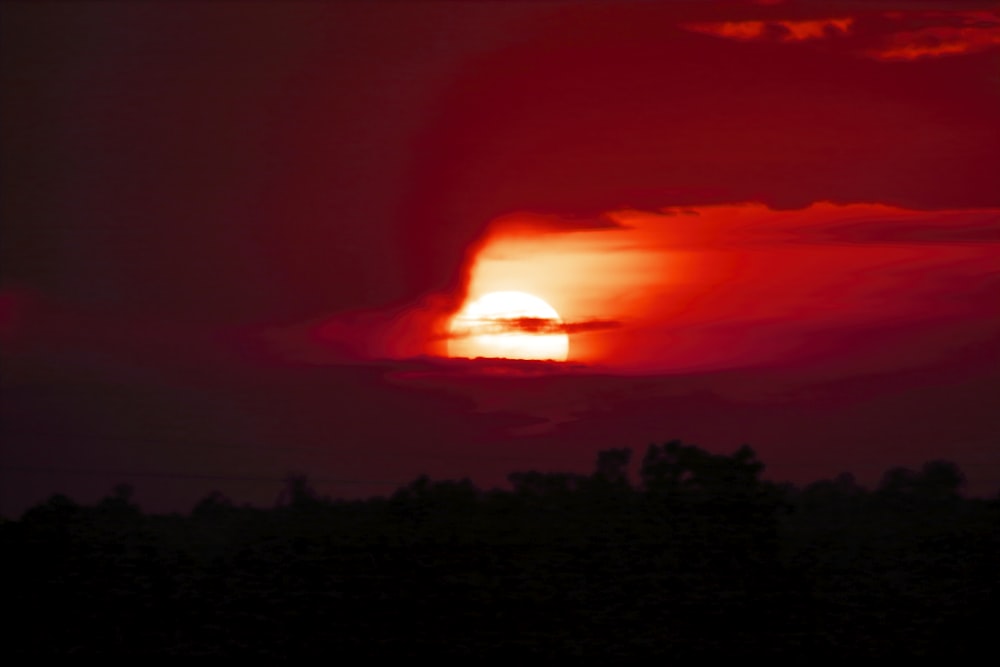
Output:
[
  {"xmin": 458, "ymin": 214, "xmax": 671, "ymax": 365},
  {"xmin": 454, "ymin": 203, "xmax": 1000, "ymax": 373}
]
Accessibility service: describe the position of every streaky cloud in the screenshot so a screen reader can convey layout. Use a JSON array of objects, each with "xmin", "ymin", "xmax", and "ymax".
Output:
[
  {"xmin": 446, "ymin": 317, "xmax": 622, "ymax": 339},
  {"xmin": 867, "ymin": 10, "xmax": 1000, "ymax": 61},
  {"xmin": 684, "ymin": 17, "xmax": 853, "ymax": 42}
]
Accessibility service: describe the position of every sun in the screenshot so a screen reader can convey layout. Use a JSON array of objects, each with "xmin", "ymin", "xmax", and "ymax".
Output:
[{"xmin": 448, "ymin": 291, "xmax": 569, "ymax": 361}]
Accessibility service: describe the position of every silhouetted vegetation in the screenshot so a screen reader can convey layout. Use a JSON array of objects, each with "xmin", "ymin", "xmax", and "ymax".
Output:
[{"xmin": 5, "ymin": 442, "xmax": 998, "ymax": 656}]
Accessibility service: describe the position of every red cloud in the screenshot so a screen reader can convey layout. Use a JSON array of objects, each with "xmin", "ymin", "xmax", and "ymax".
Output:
[
  {"xmin": 871, "ymin": 25, "xmax": 1000, "ymax": 60},
  {"xmin": 684, "ymin": 10, "xmax": 1000, "ymax": 61},
  {"xmin": 684, "ymin": 17, "xmax": 853, "ymax": 42}
]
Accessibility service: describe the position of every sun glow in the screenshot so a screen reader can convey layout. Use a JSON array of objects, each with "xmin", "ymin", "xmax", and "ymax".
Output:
[
  {"xmin": 448, "ymin": 291, "xmax": 569, "ymax": 361},
  {"xmin": 436, "ymin": 203, "xmax": 997, "ymax": 372}
]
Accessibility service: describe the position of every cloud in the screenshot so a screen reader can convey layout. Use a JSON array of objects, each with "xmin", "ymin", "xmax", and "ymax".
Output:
[
  {"xmin": 783, "ymin": 210, "xmax": 1000, "ymax": 246},
  {"xmin": 865, "ymin": 10, "xmax": 1000, "ymax": 61},
  {"xmin": 870, "ymin": 23, "xmax": 1000, "ymax": 60},
  {"xmin": 562, "ymin": 319, "xmax": 625, "ymax": 334},
  {"xmin": 684, "ymin": 17, "xmax": 854, "ymax": 42},
  {"xmin": 614, "ymin": 203, "xmax": 1000, "ymax": 249},
  {"xmin": 683, "ymin": 9, "xmax": 1000, "ymax": 61},
  {"xmin": 669, "ymin": 203, "xmax": 1000, "ymax": 248},
  {"xmin": 448, "ymin": 317, "xmax": 622, "ymax": 338}
]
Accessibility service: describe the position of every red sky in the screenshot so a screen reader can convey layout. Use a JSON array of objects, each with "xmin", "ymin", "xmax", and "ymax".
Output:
[{"xmin": 2, "ymin": 1, "xmax": 999, "ymax": 515}]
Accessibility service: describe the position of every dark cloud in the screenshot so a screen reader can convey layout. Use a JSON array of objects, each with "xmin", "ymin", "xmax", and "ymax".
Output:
[
  {"xmin": 562, "ymin": 319, "xmax": 625, "ymax": 334},
  {"xmin": 447, "ymin": 317, "xmax": 622, "ymax": 338}
]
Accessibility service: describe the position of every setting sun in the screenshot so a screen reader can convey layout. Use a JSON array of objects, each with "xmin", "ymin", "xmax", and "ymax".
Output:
[{"xmin": 448, "ymin": 291, "xmax": 569, "ymax": 361}]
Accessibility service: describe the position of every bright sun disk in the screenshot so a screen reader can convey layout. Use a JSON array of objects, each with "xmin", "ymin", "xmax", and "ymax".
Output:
[{"xmin": 448, "ymin": 291, "xmax": 569, "ymax": 361}]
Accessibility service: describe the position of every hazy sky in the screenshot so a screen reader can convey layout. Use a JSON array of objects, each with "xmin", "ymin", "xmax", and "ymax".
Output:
[{"xmin": 2, "ymin": 1, "xmax": 999, "ymax": 515}]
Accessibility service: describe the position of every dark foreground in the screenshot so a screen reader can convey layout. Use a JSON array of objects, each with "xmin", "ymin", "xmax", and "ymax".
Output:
[{"xmin": 5, "ymin": 442, "xmax": 998, "ymax": 656}]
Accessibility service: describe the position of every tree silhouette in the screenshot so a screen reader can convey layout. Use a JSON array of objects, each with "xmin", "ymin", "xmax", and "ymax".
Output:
[
  {"xmin": 915, "ymin": 459, "xmax": 965, "ymax": 500},
  {"xmin": 5, "ymin": 443, "xmax": 998, "ymax": 656},
  {"xmin": 276, "ymin": 473, "xmax": 322, "ymax": 508},
  {"xmin": 593, "ymin": 447, "xmax": 631, "ymax": 484}
]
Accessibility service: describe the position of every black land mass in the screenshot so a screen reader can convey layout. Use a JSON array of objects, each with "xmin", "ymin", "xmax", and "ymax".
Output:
[{"xmin": 4, "ymin": 442, "xmax": 998, "ymax": 656}]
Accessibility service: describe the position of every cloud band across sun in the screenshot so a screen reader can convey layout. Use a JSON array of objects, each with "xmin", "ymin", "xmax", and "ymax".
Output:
[{"xmin": 446, "ymin": 317, "xmax": 622, "ymax": 339}]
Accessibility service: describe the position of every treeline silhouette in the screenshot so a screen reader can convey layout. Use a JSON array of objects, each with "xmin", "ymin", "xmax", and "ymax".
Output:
[{"xmin": 5, "ymin": 441, "xmax": 998, "ymax": 656}]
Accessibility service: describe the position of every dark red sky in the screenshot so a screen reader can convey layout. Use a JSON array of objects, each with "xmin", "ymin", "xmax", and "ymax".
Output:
[{"xmin": 2, "ymin": 1, "xmax": 999, "ymax": 515}]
